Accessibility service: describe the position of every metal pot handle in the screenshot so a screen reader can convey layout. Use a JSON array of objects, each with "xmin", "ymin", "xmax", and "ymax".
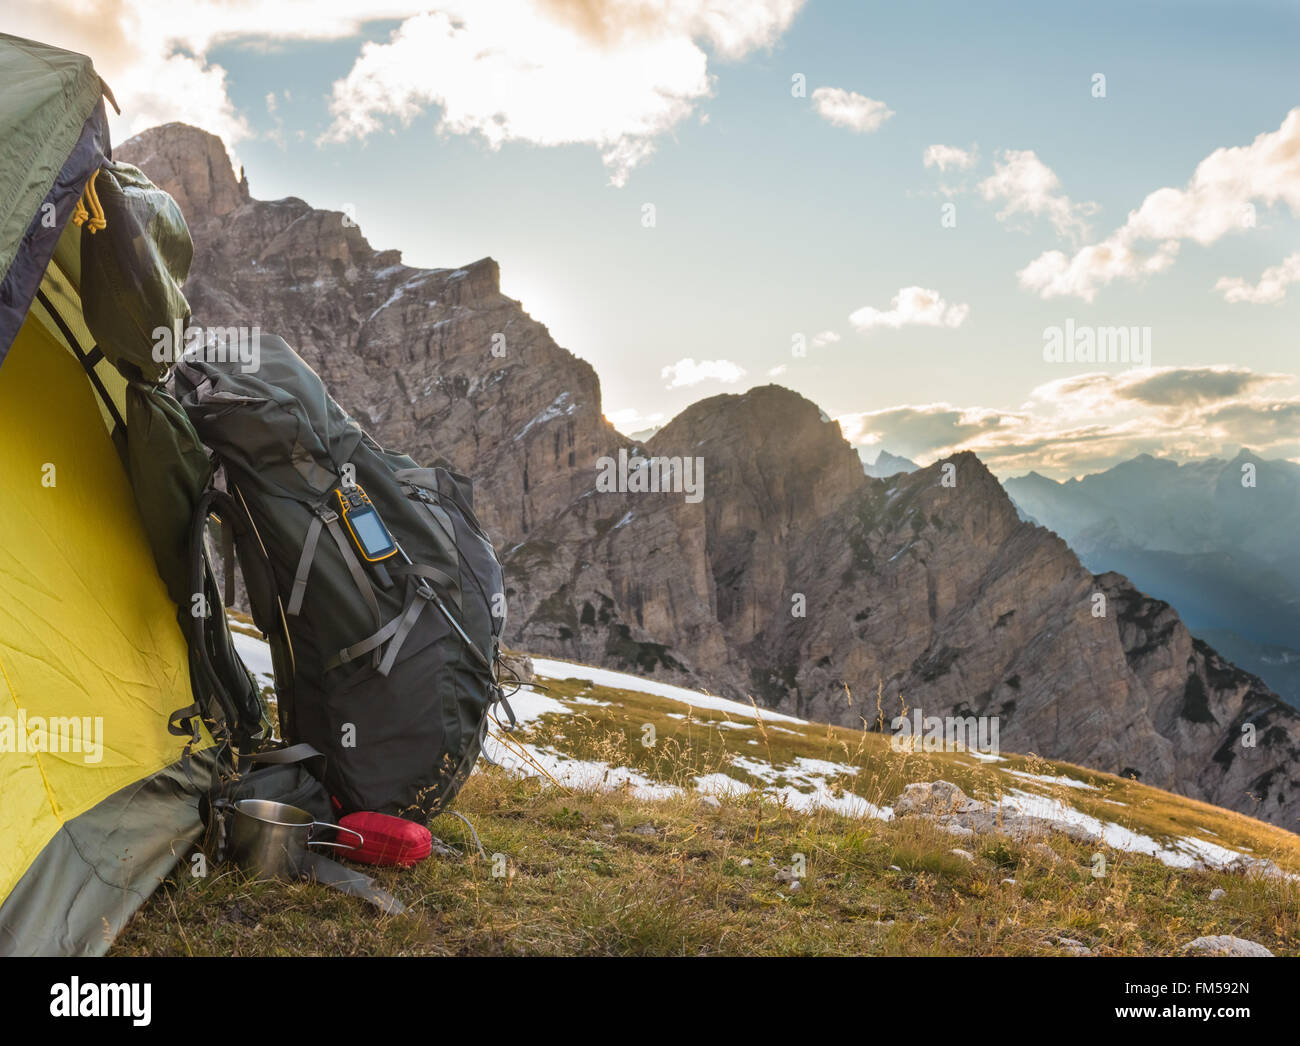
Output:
[{"xmin": 307, "ymin": 823, "xmax": 364, "ymax": 851}]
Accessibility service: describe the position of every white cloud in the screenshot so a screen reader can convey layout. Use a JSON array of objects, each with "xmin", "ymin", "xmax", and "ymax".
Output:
[
  {"xmin": 323, "ymin": 0, "xmax": 806, "ymax": 185},
  {"xmin": 1018, "ymin": 238, "xmax": 1180, "ymax": 303},
  {"xmin": 1020, "ymin": 108, "xmax": 1300, "ymax": 301},
  {"xmin": 834, "ymin": 366, "xmax": 1300, "ymax": 477},
  {"xmin": 811, "ymin": 330, "xmax": 840, "ymax": 347},
  {"xmin": 661, "ymin": 358, "xmax": 747, "ymax": 388},
  {"xmin": 605, "ymin": 407, "xmax": 666, "ymax": 433},
  {"xmin": 849, "ymin": 287, "xmax": 969, "ymax": 334},
  {"xmin": 8, "ymin": 1, "xmax": 803, "ymax": 186},
  {"xmin": 1215, "ymin": 252, "xmax": 1300, "ymax": 304},
  {"xmin": 811, "ymin": 87, "xmax": 893, "ymax": 133},
  {"xmin": 923, "ymin": 144, "xmax": 977, "ymax": 171},
  {"xmin": 6, "ymin": 3, "xmax": 252, "ymax": 147},
  {"xmin": 6, "ymin": 0, "xmax": 444, "ymax": 152},
  {"xmin": 979, "ymin": 149, "xmax": 1097, "ymax": 241},
  {"xmin": 767, "ymin": 364, "xmax": 788, "ymax": 377}
]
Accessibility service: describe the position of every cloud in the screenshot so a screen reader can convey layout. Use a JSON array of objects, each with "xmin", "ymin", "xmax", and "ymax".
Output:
[
  {"xmin": 837, "ymin": 404, "xmax": 1019, "ymax": 458},
  {"xmin": 1018, "ymin": 238, "xmax": 1180, "ymax": 302},
  {"xmin": 1031, "ymin": 366, "xmax": 1291, "ymax": 414},
  {"xmin": 1200, "ymin": 398, "xmax": 1300, "ymax": 450},
  {"xmin": 923, "ymin": 144, "xmax": 977, "ymax": 171},
  {"xmin": 7, "ymin": 1, "xmax": 262, "ymax": 147},
  {"xmin": 849, "ymin": 287, "xmax": 970, "ymax": 334},
  {"xmin": 835, "ymin": 366, "xmax": 1300, "ymax": 477},
  {"xmin": 978, "ymin": 149, "xmax": 1098, "ymax": 241},
  {"xmin": 7, "ymin": 0, "xmax": 463, "ymax": 153},
  {"xmin": 9, "ymin": 1, "xmax": 803, "ymax": 185},
  {"xmin": 811, "ymin": 87, "xmax": 894, "ymax": 133},
  {"xmin": 605, "ymin": 406, "xmax": 667, "ymax": 434},
  {"xmin": 323, "ymin": 0, "xmax": 806, "ymax": 185},
  {"xmin": 1115, "ymin": 366, "xmax": 1290, "ymax": 408},
  {"xmin": 811, "ymin": 330, "xmax": 841, "ymax": 347},
  {"xmin": 1215, "ymin": 252, "xmax": 1300, "ymax": 304},
  {"xmin": 661, "ymin": 357, "xmax": 747, "ymax": 388},
  {"xmin": 1020, "ymin": 108, "xmax": 1300, "ymax": 301}
]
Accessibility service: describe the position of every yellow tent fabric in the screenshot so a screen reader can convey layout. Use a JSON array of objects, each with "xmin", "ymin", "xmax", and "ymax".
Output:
[{"xmin": 0, "ymin": 313, "xmax": 196, "ymax": 902}]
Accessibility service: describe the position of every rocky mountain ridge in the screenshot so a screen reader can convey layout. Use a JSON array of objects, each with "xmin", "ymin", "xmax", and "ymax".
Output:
[{"xmin": 119, "ymin": 123, "xmax": 1300, "ymax": 829}]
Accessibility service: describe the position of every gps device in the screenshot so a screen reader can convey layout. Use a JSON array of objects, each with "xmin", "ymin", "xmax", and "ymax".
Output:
[{"xmin": 337, "ymin": 484, "xmax": 399, "ymax": 562}]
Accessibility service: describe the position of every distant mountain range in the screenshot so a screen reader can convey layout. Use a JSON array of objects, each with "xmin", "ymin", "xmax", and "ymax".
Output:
[
  {"xmin": 1004, "ymin": 452, "xmax": 1300, "ymax": 708},
  {"xmin": 861, "ymin": 448, "xmax": 919, "ymax": 478},
  {"xmin": 121, "ymin": 122, "xmax": 1300, "ymax": 829}
]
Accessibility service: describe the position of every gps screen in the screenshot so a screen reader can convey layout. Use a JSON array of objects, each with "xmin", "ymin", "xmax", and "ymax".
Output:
[{"xmin": 350, "ymin": 507, "xmax": 394, "ymax": 556}]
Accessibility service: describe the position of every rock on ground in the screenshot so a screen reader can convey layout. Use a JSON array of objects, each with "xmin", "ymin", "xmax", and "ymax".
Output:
[{"xmin": 1184, "ymin": 935, "xmax": 1273, "ymax": 957}]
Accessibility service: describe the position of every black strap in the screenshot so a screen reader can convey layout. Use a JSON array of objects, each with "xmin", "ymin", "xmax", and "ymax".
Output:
[
  {"xmin": 220, "ymin": 515, "xmax": 236, "ymax": 606},
  {"xmin": 376, "ymin": 585, "xmax": 431, "ymax": 676},
  {"xmin": 176, "ymin": 487, "xmax": 274, "ymax": 747},
  {"xmin": 326, "ymin": 582, "xmax": 426, "ymax": 674},
  {"xmin": 389, "ymin": 561, "xmax": 459, "ymax": 595},
  {"xmin": 244, "ymin": 741, "xmax": 326, "ymax": 781},
  {"xmin": 324, "ymin": 514, "xmax": 382, "ymax": 624},
  {"xmin": 496, "ymin": 692, "xmax": 518, "ymax": 731},
  {"xmin": 33, "ymin": 290, "xmax": 126, "ymax": 434},
  {"xmin": 298, "ymin": 851, "xmax": 405, "ymax": 914},
  {"xmin": 287, "ymin": 513, "xmax": 326, "ymax": 615}
]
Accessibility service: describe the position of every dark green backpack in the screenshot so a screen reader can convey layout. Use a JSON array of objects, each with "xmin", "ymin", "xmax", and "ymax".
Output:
[{"xmin": 175, "ymin": 333, "xmax": 508, "ymax": 820}]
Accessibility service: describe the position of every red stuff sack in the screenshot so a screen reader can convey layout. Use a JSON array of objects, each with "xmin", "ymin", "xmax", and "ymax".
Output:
[{"xmin": 338, "ymin": 811, "xmax": 432, "ymax": 867}]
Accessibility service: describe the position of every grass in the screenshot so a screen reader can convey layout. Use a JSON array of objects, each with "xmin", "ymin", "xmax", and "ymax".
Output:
[{"xmin": 112, "ymin": 665, "xmax": 1300, "ymax": 956}]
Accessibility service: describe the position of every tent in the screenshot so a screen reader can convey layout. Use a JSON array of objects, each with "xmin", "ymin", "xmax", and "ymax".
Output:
[{"xmin": 0, "ymin": 34, "xmax": 257, "ymax": 955}]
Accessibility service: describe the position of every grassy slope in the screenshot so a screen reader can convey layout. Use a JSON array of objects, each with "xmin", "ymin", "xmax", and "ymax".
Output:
[{"xmin": 113, "ymin": 665, "xmax": 1300, "ymax": 956}]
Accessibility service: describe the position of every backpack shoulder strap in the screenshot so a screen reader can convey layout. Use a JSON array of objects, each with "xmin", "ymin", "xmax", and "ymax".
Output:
[{"xmin": 175, "ymin": 485, "xmax": 277, "ymax": 748}]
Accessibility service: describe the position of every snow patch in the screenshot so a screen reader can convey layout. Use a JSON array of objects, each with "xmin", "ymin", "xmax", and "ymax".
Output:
[
  {"xmin": 533, "ymin": 657, "xmax": 807, "ymax": 724},
  {"xmin": 516, "ymin": 393, "xmax": 574, "ymax": 439},
  {"xmin": 1005, "ymin": 770, "xmax": 1099, "ymax": 791},
  {"xmin": 484, "ymin": 739, "xmax": 683, "ymax": 801},
  {"xmin": 694, "ymin": 773, "xmax": 753, "ymax": 798}
]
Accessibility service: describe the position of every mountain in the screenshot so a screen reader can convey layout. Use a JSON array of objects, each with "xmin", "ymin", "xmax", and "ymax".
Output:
[
  {"xmin": 861, "ymin": 448, "xmax": 920, "ymax": 478},
  {"xmin": 119, "ymin": 123, "xmax": 1300, "ymax": 829},
  {"xmin": 1004, "ymin": 453, "xmax": 1300, "ymax": 708}
]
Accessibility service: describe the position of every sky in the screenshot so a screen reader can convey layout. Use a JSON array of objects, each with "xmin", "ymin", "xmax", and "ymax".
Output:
[{"xmin": 11, "ymin": 0, "xmax": 1300, "ymax": 478}]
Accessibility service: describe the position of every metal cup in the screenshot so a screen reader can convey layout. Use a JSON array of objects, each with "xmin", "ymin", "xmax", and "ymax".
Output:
[{"xmin": 228, "ymin": 798, "xmax": 363, "ymax": 879}]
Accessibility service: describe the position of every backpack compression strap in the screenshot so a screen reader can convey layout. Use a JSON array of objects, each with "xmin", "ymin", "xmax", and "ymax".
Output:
[
  {"xmin": 289, "ymin": 487, "xmax": 489, "ymax": 678},
  {"xmin": 287, "ymin": 502, "xmax": 385, "ymax": 669}
]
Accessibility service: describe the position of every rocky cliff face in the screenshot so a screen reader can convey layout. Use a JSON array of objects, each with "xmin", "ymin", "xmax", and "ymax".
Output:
[
  {"xmin": 119, "ymin": 123, "xmax": 619, "ymax": 550},
  {"xmin": 119, "ymin": 123, "xmax": 1300, "ymax": 829}
]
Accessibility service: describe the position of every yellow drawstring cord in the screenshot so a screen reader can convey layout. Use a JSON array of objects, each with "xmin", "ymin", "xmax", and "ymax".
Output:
[{"xmin": 72, "ymin": 168, "xmax": 107, "ymax": 234}]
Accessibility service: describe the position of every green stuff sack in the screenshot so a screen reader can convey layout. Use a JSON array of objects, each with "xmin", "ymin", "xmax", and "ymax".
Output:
[{"xmin": 79, "ymin": 160, "xmax": 192, "ymax": 381}]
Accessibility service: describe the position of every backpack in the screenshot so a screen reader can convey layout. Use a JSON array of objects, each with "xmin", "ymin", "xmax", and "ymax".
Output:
[{"xmin": 174, "ymin": 333, "xmax": 508, "ymax": 821}]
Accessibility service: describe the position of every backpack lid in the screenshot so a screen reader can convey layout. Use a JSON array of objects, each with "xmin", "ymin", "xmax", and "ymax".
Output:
[{"xmin": 177, "ymin": 333, "xmax": 364, "ymax": 500}]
